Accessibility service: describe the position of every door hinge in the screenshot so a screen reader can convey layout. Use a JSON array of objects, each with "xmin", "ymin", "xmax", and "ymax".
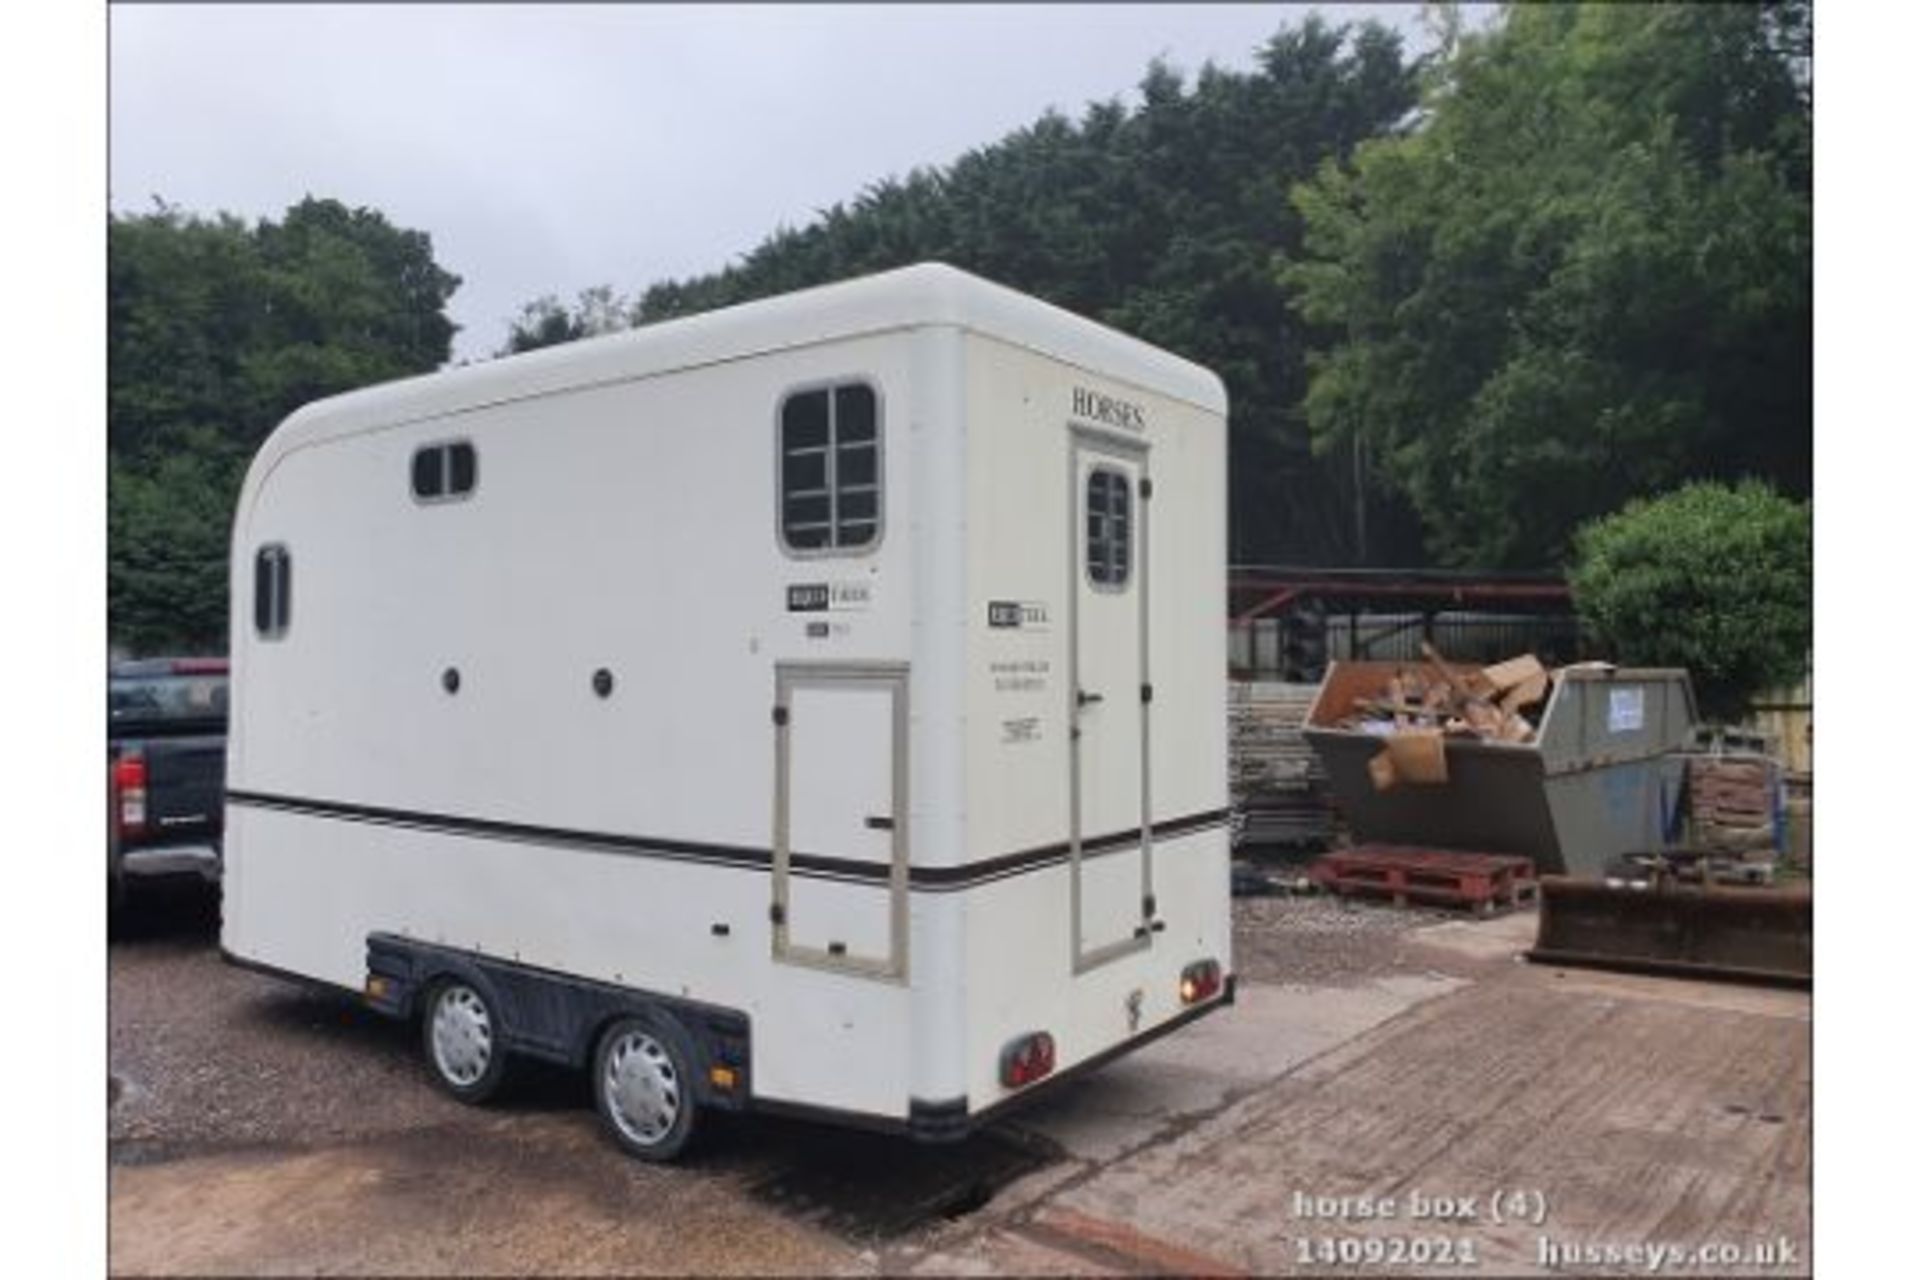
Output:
[
  {"xmin": 769, "ymin": 902, "xmax": 787, "ymax": 926},
  {"xmin": 1140, "ymin": 682, "xmax": 1154, "ymax": 704},
  {"xmin": 864, "ymin": 815, "xmax": 894, "ymax": 831},
  {"xmin": 772, "ymin": 705, "xmax": 789, "ymax": 727},
  {"xmin": 1143, "ymin": 892, "xmax": 1158, "ymax": 919},
  {"xmin": 1140, "ymin": 477, "xmax": 1154, "ymax": 500}
]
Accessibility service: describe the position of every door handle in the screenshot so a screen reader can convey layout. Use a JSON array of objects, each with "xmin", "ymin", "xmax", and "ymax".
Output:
[
  {"xmin": 864, "ymin": 815, "xmax": 894, "ymax": 831},
  {"xmin": 1077, "ymin": 689, "xmax": 1105, "ymax": 708}
]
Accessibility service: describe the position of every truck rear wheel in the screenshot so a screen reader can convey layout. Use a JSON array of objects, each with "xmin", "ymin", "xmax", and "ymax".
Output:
[
  {"xmin": 422, "ymin": 979, "xmax": 510, "ymax": 1103},
  {"xmin": 592, "ymin": 1014, "xmax": 699, "ymax": 1161}
]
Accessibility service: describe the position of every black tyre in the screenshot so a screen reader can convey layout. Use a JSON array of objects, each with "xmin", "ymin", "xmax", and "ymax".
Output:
[
  {"xmin": 592, "ymin": 1013, "xmax": 700, "ymax": 1162},
  {"xmin": 421, "ymin": 978, "xmax": 511, "ymax": 1104}
]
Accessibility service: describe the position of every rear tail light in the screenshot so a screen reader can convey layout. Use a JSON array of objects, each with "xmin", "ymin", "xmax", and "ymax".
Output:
[
  {"xmin": 999, "ymin": 1031, "xmax": 1056, "ymax": 1089},
  {"xmin": 114, "ymin": 753, "xmax": 148, "ymax": 839},
  {"xmin": 1180, "ymin": 959, "xmax": 1223, "ymax": 1005}
]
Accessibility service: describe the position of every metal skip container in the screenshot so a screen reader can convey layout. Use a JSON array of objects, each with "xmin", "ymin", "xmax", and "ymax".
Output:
[{"xmin": 1303, "ymin": 663, "xmax": 1699, "ymax": 877}]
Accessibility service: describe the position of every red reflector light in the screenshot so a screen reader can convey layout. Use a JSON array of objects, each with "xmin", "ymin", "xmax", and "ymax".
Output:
[
  {"xmin": 1180, "ymin": 959, "xmax": 1222, "ymax": 1005},
  {"xmin": 999, "ymin": 1031, "xmax": 1056, "ymax": 1089},
  {"xmin": 114, "ymin": 754, "xmax": 148, "ymax": 838}
]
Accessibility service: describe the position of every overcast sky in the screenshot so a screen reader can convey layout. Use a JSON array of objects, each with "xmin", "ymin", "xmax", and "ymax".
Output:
[{"xmin": 111, "ymin": 3, "xmax": 1446, "ymax": 361}]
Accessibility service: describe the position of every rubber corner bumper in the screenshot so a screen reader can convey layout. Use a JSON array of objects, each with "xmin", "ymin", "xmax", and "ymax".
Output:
[{"xmin": 906, "ymin": 1095, "xmax": 973, "ymax": 1143}]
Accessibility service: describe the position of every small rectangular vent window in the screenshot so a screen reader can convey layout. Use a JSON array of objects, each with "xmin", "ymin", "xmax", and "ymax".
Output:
[
  {"xmin": 411, "ymin": 440, "xmax": 477, "ymax": 502},
  {"xmin": 779, "ymin": 381, "xmax": 882, "ymax": 554},
  {"xmin": 1086, "ymin": 467, "xmax": 1132, "ymax": 588},
  {"xmin": 254, "ymin": 544, "xmax": 291, "ymax": 638}
]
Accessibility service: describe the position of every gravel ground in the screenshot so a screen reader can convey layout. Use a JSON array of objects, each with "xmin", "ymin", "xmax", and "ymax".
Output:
[
  {"xmin": 110, "ymin": 888, "xmax": 445, "ymax": 1155},
  {"xmin": 109, "ymin": 887, "xmax": 1044, "ymax": 1273},
  {"xmin": 1232, "ymin": 882, "xmax": 1527, "ymax": 987},
  {"xmin": 112, "ymin": 883, "xmax": 1492, "ymax": 1153}
]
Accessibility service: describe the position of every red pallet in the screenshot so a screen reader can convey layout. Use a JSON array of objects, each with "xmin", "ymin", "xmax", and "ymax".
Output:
[{"xmin": 1309, "ymin": 845, "xmax": 1537, "ymax": 914}]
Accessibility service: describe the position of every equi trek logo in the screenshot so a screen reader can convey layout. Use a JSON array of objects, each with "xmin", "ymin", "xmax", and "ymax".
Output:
[{"xmin": 1072, "ymin": 386, "xmax": 1147, "ymax": 432}]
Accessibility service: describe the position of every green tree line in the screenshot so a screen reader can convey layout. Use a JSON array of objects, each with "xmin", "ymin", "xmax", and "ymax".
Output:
[
  {"xmin": 512, "ymin": 16, "xmax": 1429, "ymax": 566},
  {"xmin": 110, "ymin": 5, "xmax": 1811, "ymax": 654},
  {"xmin": 514, "ymin": 4, "xmax": 1808, "ymax": 573},
  {"xmin": 109, "ymin": 197, "xmax": 460, "ymax": 653}
]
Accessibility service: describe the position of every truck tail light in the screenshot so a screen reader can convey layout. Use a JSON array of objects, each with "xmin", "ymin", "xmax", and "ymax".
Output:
[
  {"xmin": 999, "ymin": 1031, "xmax": 1056, "ymax": 1089},
  {"xmin": 114, "ymin": 753, "xmax": 148, "ymax": 839},
  {"xmin": 1180, "ymin": 959, "xmax": 1222, "ymax": 1005}
]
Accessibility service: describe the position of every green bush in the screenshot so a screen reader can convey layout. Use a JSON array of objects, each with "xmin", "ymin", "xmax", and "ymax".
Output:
[{"xmin": 1569, "ymin": 481, "xmax": 1810, "ymax": 721}]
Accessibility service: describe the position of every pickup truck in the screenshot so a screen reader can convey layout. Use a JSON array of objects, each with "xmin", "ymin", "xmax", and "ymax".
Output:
[{"xmin": 109, "ymin": 658, "xmax": 228, "ymax": 910}]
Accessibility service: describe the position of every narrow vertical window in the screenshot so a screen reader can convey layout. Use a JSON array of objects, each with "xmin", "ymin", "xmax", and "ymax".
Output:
[
  {"xmin": 779, "ymin": 381, "xmax": 882, "ymax": 554},
  {"xmin": 832, "ymin": 384, "xmax": 879, "ymax": 548},
  {"xmin": 412, "ymin": 447, "xmax": 442, "ymax": 499},
  {"xmin": 780, "ymin": 390, "xmax": 831, "ymax": 551},
  {"xmin": 1086, "ymin": 467, "xmax": 1132, "ymax": 588},
  {"xmin": 447, "ymin": 441, "xmax": 477, "ymax": 494},
  {"xmin": 254, "ymin": 544, "xmax": 291, "ymax": 638}
]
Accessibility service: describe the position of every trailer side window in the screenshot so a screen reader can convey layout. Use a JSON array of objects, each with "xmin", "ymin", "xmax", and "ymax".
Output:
[
  {"xmin": 411, "ymin": 440, "xmax": 477, "ymax": 502},
  {"xmin": 254, "ymin": 544, "xmax": 291, "ymax": 638},
  {"xmin": 780, "ymin": 382, "xmax": 881, "ymax": 554},
  {"xmin": 1086, "ymin": 467, "xmax": 1131, "ymax": 588}
]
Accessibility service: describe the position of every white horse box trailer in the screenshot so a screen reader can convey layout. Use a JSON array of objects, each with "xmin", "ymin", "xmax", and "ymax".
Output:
[{"xmin": 222, "ymin": 263, "xmax": 1232, "ymax": 1159}]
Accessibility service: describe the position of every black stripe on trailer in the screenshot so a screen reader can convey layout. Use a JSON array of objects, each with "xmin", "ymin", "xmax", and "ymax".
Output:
[{"xmin": 224, "ymin": 789, "xmax": 1230, "ymax": 892}]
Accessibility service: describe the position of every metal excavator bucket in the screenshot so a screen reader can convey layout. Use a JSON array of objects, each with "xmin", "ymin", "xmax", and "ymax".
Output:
[{"xmin": 1529, "ymin": 876, "xmax": 1811, "ymax": 987}]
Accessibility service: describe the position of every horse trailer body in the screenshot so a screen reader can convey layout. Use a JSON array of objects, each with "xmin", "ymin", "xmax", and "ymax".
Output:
[{"xmin": 222, "ymin": 263, "xmax": 1232, "ymax": 1144}]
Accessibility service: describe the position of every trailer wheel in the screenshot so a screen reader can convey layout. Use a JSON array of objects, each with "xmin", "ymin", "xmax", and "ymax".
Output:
[
  {"xmin": 422, "ymin": 979, "xmax": 509, "ymax": 1103},
  {"xmin": 593, "ymin": 1014, "xmax": 699, "ymax": 1161}
]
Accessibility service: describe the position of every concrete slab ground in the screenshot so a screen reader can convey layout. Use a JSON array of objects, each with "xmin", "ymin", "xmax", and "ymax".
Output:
[
  {"xmin": 1407, "ymin": 907, "xmax": 1541, "ymax": 962},
  {"xmin": 916, "ymin": 943, "xmax": 1810, "ymax": 1277},
  {"xmin": 1004, "ymin": 973, "xmax": 1466, "ymax": 1169},
  {"xmin": 993, "ymin": 899, "xmax": 1544, "ymax": 1179}
]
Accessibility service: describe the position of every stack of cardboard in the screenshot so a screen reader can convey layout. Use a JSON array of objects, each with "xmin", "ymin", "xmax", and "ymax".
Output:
[{"xmin": 1338, "ymin": 646, "xmax": 1552, "ymax": 792}]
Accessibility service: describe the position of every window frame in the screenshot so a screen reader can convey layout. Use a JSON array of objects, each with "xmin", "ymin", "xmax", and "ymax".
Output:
[
  {"xmin": 775, "ymin": 377, "xmax": 886, "ymax": 559},
  {"xmin": 1084, "ymin": 464, "xmax": 1134, "ymax": 592},
  {"xmin": 410, "ymin": 438, "xmax": 478, "ymax": 505},
  {"xmin": 254, "ymin": 542, "xmax": 292, "ymax": 640}
]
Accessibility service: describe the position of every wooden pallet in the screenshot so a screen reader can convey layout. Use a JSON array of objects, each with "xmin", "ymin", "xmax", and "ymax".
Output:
[{"xmin": 1309, "ymin": 845, "xmax": 1537, "ymax": 914}]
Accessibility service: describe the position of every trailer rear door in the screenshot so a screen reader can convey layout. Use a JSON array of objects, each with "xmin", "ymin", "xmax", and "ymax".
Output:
[{"xmin": 1069, "ymin": 427, "xmax": 1154, "ymax": 971}]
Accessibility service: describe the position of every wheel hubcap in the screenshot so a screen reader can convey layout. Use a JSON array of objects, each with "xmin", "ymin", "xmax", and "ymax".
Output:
[
  {"xmin": 430, "ymin": 985, "xmax": 493, "ymax": 1087},
  {"xmin": 604, "ymin": 1030, "xmax": 681, "ymax": 1146}
]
